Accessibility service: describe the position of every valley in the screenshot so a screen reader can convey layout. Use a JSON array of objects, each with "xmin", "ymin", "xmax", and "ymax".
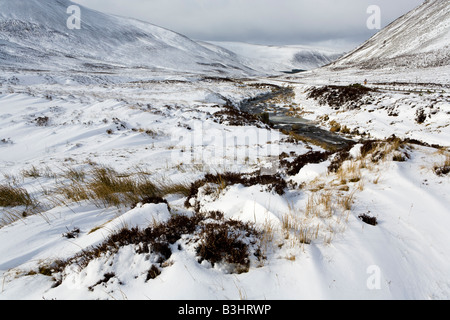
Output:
[{"xmin": 0, "ymin": 0, "xmax": 449, "ymax": 300}]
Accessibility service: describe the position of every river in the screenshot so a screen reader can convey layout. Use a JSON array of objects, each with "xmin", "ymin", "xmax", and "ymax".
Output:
[{"xmin": 238, "ymin": 86, "xmax": 355, "ymax": 151}]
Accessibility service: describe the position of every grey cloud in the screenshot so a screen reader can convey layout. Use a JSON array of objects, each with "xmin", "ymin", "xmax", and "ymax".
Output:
[{"xmin": 72, "ymin": 0, "xmax": 424, "ymax": 50}]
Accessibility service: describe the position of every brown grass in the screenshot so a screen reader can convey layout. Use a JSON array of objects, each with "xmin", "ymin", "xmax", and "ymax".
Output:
[
  {"xmin": 21, "ymin": 166, "xmax": 42, "ymax": 179},
  {"xmin": 338, "ymin": 191, "xmax": 355, "ymax": 211},
  {"xmin": 281, "ymin": 213, "xmax": 319, "ymax": 245},
  {"xmin": 336, "ymin": 161, "xmax": 362, "ymax": 185},
  {"xmin": 434, "ymin": 153, "xmax": 450, "ymax": 176},
  {"xmin": 0, "ymin": 184, "xmax": 35, "ymax": 208},
  {"xmin": 56, "ymin": 165, "xmax": 189, "ymax": 208}
]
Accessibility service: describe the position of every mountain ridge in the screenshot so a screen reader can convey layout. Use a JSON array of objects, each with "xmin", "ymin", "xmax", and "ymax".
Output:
[
  {"xmin": 0, "ymin": 0, "xmax": 345, "ymax": 76},
  {"xmin": 329, "ymin": 0, "xmax": 450, "ymax": 70},
  {"xmin": 0, "ymin": 0, "xmax": 256, "ymax": 75}
]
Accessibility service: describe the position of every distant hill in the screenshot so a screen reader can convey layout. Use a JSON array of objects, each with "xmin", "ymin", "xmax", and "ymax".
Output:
[{"xmin": 202, "ymin": 41, "xmax": 343, "ymax": 73}]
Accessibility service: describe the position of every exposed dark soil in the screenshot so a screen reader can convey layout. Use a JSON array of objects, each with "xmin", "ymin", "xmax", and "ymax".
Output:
[
  {"xmin": 213, "ymin": 103, "xmax": 270, "ymax": 128},
  {"xmin": 327, "ymin": 145, "xmax": 355, "ymax": 173},
  {"xmin": 280, "ymin": 151, "xmax": 333, "ymax": 176},
  {"xmin": 358, "ymin": 213, "xmax": 378, "ymax": 226},
  {"xmin": 306, "ymin": 84, "xmax": 374, "ymax": 110},
  {"xmin": 185, "ymin": 171, "xmax": 288, "ymax": 209}
]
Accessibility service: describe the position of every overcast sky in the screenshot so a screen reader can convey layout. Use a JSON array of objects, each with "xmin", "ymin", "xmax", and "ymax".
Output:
[{"xmin": 72, "ymin": 0, "xmax": 424, "ymax": 50}]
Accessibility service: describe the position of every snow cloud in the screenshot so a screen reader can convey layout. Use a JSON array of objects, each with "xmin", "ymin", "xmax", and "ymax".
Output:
[{"xmin": 72, "ymin": 0, "xmax": 424, "ymax": 50}]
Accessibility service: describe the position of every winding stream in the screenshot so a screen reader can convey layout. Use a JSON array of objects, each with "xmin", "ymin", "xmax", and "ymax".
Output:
[{"xmin": 238, "ymin": 87, "xmax": 355, "ymax": 150}]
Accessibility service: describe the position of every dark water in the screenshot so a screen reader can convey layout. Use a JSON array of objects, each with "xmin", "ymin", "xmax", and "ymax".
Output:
[{"xmin": 239, "ymin": 91, "xmax": 354, "ymax": 150}]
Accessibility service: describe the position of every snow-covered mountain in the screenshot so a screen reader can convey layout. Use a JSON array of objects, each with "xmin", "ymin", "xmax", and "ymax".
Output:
[
  {"xmin": 0, "ymin": 0, "xmax": 257, "ymax": 76},
  {"xmin": 330, "ymin": 0, "xmax": 449, "ymax": 70},
  {"xmin": 1, "ymin": 0, "xmax": 450, "ymax": 302},
  {"xmin": 202, "ymin": 41, "xmax": 343, "ymax": 73}
]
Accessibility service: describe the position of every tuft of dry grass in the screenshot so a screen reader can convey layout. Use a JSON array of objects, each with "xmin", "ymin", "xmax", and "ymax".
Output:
[
  {"xmin": 158, "ymin": 181, "xmax": 192, "ymax": 198},
  {"xmin": 305, "ymin": 191, "xmax": 334, "ymax": 218},
  {"xmin": 258, "ymin": 218, "xmax": 276, "ymax": 260},
  {"xmin": 57, "ymin": 181, "xmax": 90, "ymax": 203},
  {"xmin": 373, "ymin": 174, "xmax": 381, "ymax": 184},
  {"xmin": 57, "ymin": 166, "xmax": 158, "ymax": 208},
  {"xmin": 338, "ymin": 190, "xmax": 355, "ymax": 211},
  {"xmin": 21, "ymin": 166, "xmax": 42, "ymax": 179},
  {"xmin": 336, "ymin": 161, "xmax": 362, "ymax": 185},
  {"xmin": 0, "ymin": 183, "xmax": 40, "ymax": 227},
  {"xmin": 63, "ymin": 167, "xmax": 86, "ymax": 182},
  {"xmin": 434, "ymin": 153, "xmax": 450, "ymax": 176},
  {"xmin": 0, "ymin": 183, "xmax": 35, "ymax": 208},
  {"xmin": 55, "ymin": 165, "xmax": 193, "ymax": 208},
  {"xmin": 359, "ymin": 136, "xmax": 411, "ymax": 164},
  {"xmin": 281, "ymin": 213, "xmax": 319, "ymax": 245}
]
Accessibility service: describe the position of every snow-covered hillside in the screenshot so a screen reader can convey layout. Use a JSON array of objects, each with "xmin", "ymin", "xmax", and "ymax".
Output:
[
  {"xmin": 330, "ymin": 0, "xmax": 450, "ymax": 70},
  {"xmin": 202, "ymin": 41, "xmax": 343, "ymax": 73},
  {"xmin": 0, "ymin": 0, "xmax": 449, "ymax": 302},
  {"xmin": 0, "ymin": 0, "xmax": 344, "ymax": 77},
  {"xmin": 0, "ymin": 0, "xmax": 257, "ymax": 76}
]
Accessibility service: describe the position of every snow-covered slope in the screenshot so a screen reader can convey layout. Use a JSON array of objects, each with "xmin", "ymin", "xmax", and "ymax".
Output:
[
  {"xmin": 330, "ymin": 0, "xmax": 450, "ymax": 70},
  {"xmin": 1, "ymin": 0, "xmax": 449, "ymax": 302},
  {"xmin": 1, "ymin": 79, "xmax": 449, "ymax": 300},
  {"xmin": 202, "ymin": 41, "xmax": 343, "ymax": 73},
  {"xmin": 0, "ymin": 0, "xmax": 256, "ymax": 76}
]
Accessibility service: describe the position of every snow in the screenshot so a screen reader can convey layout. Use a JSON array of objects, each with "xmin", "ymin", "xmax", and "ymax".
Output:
[
  {"xmin": 286, "ymin": 82, "xmax": 450, "ymax": 146},
  {"xmin": 201, "ymin": 41, "xmax": 343, "ymax": 73},
  {"xmin": 0, "ymin": 0, "xmax": 345, "ymax": 77},
  {"xmin": 1, "ymin": 82, "xmax": 448, "ymax": 299},
  {"xmin": 0, "ymin": 0, "xmax": 449, "ymax": 301},
  {"xmin": 0, "ymin": 0, "xmax": 256, "ymax": 76},
  {"xmin": 3, "ymin": 144, "xmax": 449, "ymax": 300},
  {"xmin": 330, "ymin": 0, "xmax": 450, "ymax": 70}
]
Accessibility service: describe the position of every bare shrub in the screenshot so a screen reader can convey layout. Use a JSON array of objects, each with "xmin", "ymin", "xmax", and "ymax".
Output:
[
  {"xmin": 415, "ymin": 108, "xmax": 427, "ymax": 124},
  {"xmin": 31, "ymin": 211, "xmax": 263, "ymax": 287},
  {"xmin": 185, "ymin": 171, "xmax": 287, "ymax": 209},
  {"xmin": 34, "ymin": 116, "xmax": 50, "ymax": 126},
  {"xmin": 434, "ymin": 154, "xmax": 450, "ymax": 176}
]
